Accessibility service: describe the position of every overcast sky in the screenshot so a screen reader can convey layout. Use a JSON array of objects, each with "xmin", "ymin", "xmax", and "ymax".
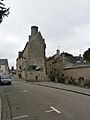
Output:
[{"xmin": 0, "ymin": 0, "xmax": 90, "ymax": 68}]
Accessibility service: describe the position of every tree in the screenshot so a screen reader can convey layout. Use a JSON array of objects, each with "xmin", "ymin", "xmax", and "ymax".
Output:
[
  {"xmin": 61, "ymin": 52, "xmax": 73, "ymax": 57},
  {"xmin": 11, "ymin": 66, "xmax": 14, "ymax": 71},
  {"xmin": 0, "ymin": 0, "xmax": 9, "ymax": 23},
  {"xmin": 83, "ymin": 48, "xmax": 90, "ymax": 62}
]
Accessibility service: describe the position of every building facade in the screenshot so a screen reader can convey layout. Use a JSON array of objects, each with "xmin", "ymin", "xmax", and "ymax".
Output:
[
  {"xmin": 46, "ymin": 49, "xmax": 64, "ymax": 82},
  {"xmin": 46, "ymin": 51, "xmax": 90, "ymax": 87},
  {"xmin": 64, "ymin": 63, "xmax": 90, "ymax": 86},
  {"xmin": 0, "ymin": 59, "xmax": 9, "ymax": 75},
  {"xmin": 16, "ymin": 26, "xmax": 48, "ymax": 81}
]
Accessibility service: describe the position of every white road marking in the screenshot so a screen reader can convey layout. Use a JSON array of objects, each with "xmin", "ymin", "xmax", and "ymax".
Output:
[
  {"xmin": 45, "ymin": 109, "xmax": 54, "ymax": 113},
  {"xmin": 12, "ymin": 115, "xmax": 28, "ymax": 120},
  {"xmin": 45, "ymin": 106, "xmax": 61, "ymax": 114},
  {"xmin": 50, "ymin": 106, "xmax": 61, "ymax": 114},
  {"xmin": 5, "ymin": 93, "xmax": 12, "ymax": 95},
  {"xmin": 20, "ymin": 90, "xmax": 27, "ymax": 93}
]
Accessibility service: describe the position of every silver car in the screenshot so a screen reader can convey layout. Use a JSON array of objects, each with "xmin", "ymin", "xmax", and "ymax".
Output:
[{"xmin": 0, "ymin": 74, "xmax": 12, "ymax": 85}]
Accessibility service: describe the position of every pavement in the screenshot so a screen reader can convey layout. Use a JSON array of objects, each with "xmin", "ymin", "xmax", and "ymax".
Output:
[
  {"xmin": 0, "ymin": 97, "xmax": 1, "ymax": 120},
  {"xmin": 31, "ymin": 81, "xmax": 90, "ymax": 96},
  {"xmin": 0, "ymin": 86, "xmax": 11, "ymax": 120}
]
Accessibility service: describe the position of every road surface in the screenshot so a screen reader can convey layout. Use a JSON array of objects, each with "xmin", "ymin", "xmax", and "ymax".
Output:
[{"xmin": 1, "ymin": 80, "xmax": 90, "ymax": 120}]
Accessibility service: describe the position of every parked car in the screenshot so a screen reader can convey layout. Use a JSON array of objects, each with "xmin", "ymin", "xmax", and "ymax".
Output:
[{"xmin": 0, "ymin": 74, "xmax": 12, "ymax": 85}]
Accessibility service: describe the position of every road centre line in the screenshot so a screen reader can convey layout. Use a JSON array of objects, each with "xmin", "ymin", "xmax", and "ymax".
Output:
[{"xmin": 12, "ymin": 115, "xmax": 28, "ymax": 120}]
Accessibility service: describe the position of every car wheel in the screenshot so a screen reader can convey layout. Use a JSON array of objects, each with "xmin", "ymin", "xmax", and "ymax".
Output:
[{"xmin": 8, "ymin": 82, "xmax": 11, "ymax": 85}]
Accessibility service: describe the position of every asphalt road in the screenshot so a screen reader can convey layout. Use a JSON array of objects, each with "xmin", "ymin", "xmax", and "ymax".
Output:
[{"xmin": 1, "ymin": 80, "xmax": 90, "ymax": 120}]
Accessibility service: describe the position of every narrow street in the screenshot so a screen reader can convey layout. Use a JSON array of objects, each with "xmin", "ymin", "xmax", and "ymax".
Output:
[{"xmin": 0, "ymin": 79, "xmax": 90, "ymax": 120}]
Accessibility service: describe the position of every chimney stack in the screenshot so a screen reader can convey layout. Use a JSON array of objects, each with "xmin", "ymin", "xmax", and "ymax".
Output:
[
  {"xmin": 18, "ymin": 52, "xmax": 22, "ymax": 58},
  {"xmin": 56, "ymin": 49, "xmax": 60, "ymax": 55},
  {"xmin": 31, "ymin": 26, "xmax": 38, "ymax": 37}
]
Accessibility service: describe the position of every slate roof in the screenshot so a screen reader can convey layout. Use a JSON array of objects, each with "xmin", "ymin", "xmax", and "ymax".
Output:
[{"xmin": 0, "ymin": 59, "xmax": 8, "ymax": 65}]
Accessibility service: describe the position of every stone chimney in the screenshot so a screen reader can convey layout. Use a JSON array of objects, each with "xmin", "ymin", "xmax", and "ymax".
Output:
[
  {"xmin": 55, "ymin": 49, "xmax": 60, "ymax": 59},
  {"xmin": 18, "ymin": 52, "xmax": 22, "ymax": 58},
  {"xmin": 29, "ymin": 35, "xmax": 31, "ymax": 41},
  {"xmin": 56, "ymin": 49, "xmax": 60, "ymax": 55},
  {"xmin": 31, "ymin": 26, "xmax": 38, "ymax": 37}
]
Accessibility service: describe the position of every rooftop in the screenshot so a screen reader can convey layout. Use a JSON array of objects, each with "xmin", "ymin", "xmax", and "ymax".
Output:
[{"xmin": 0, "ymin": 59, "xmax": 8, "ymax": 65}]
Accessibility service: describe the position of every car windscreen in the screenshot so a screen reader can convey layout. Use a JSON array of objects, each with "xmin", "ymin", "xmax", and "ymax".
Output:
[{"xmin": 1, "ymin": 75, "xmax": 11, "ymax": 79}]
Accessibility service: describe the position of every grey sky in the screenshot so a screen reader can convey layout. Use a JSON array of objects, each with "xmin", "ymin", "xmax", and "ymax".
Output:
[{"xmin": 0, "ymin": 0, "xmax": 90, "ymax": 68}]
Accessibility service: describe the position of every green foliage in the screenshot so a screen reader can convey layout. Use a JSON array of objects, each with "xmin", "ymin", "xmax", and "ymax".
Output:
[
  {"xmin": 0, "ymin": 0, "xmax": 9, "ymax": 23},
  {"xmin": 11, "ymin": 66, "xmax": 14, "ymax": 71},
  {"xmin": 61, "ymin": 52, "xmax": 73, "ymax": 57},
  {"xmin": 58, "ymin": 73, "xmax": 65, "ymax": 83},
  {"xmin": 49, "ymin": 69, "xmax": 65, "ymax": 83},
  {"xmin": 49, "ymin": 70, "xmax": 55, "ymax": 82},
  {"xmin": 83, "ymin": 48, "xmax": 90, "ymax": 62}
]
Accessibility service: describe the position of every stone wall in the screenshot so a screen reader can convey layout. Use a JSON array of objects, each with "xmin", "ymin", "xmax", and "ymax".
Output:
[
  {"xmin": 64, "ymin": 66, "xmax": 90, "ymax": 79},
  {"xmin": 64, "ymin": 66, "xmax": 90, "ymax": 86}
]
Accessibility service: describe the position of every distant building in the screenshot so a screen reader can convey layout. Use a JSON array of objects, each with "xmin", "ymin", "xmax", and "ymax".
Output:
[
  {"xmin": 16, "ymin": 26, "xmax": 48, "ymax": 81},
  {"xmin": 0, "ymin": 59, "xmax": 9, "ymax": 75},
  {"xmin": 64, "ymin": 61, "xmax": 90, "ymax": 87},
  {"xmin": 46, "ymin": 51, "xmax": 90, "ymax": 87},
  {"xmin": 46, "ymin": 49, "xmax": 63, "ymax": 82}
]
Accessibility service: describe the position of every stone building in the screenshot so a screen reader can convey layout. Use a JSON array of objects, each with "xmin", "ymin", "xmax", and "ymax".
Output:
[
  {"xmin": 0, "ymin": 59, "xmax": 9, "ymax": 75},
  {"xmin": 46, "ymin": 51, "xmax": 90, "ymax": 87},
  {"xmin": 61, "ymin": 53, "xmax": 90, "ymax": 86},
  {"xmin": 46, "ymin": 49, "xmax": 64, "ymax": 82},
  {"xmin": 64, "ymin": 62, "xmax": 90, "ymax": 87},
  {"xmin": 16, "ymin": 52, "xmax": 23, "ymax": 79},
  {"xmin": 16, "ymin": 26, "xmax": 48, "ymax": 81}
]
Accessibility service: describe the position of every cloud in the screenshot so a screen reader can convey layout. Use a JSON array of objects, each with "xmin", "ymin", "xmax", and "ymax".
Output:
[{"xmin": 1, "ymin": 0, "xmax": 90, "ymax": 67}]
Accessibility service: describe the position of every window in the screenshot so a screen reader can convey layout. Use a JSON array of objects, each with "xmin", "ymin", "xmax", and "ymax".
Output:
[
  {"xmin": 28, "ymin": 65, "xmax": 36, "ymax": 71},
  {"xmin": 36, "ymin": 65, "xmax": 43, "ymax": 71},
  {"xmin": 19, "ymin": 65, "xmax": 22, "ymax": 69},
  {"xmin": 28, "ymin": 65, "xmax": 43, "ymax": 71}
]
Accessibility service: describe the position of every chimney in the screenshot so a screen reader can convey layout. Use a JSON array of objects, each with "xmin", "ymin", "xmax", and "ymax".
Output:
[
  {"xmin": 31, "ymin": 26, "xmax": 38, "ymax": 37},
  {"xmin": 29, "ymin": 35, "xmax": 31, "ymax": 41},
  {"xmin": 56, "ymin": 49, "xmax": 60, "ymax": 55},
  {"xmin": 55, "ymin": 49, "xmax": 60, "ymax": 59},
  {"xmin": 18, "ymin": 52, "xmax": 22, "ymax": 58}
]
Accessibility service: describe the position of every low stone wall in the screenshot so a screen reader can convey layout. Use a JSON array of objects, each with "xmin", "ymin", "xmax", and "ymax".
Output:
[{"xmin": 64, "ymin": 66, "xmax": 90, "ymax": 87}]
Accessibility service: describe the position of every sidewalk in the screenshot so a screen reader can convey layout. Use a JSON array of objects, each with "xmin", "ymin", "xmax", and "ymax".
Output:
[
  {"xmin": 31, "ymin": 82, "xmax": 90, "ymax": 96},
  {"xmin": 0, "ymin": 87, "xmax": 11, "ymax": 120}
]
